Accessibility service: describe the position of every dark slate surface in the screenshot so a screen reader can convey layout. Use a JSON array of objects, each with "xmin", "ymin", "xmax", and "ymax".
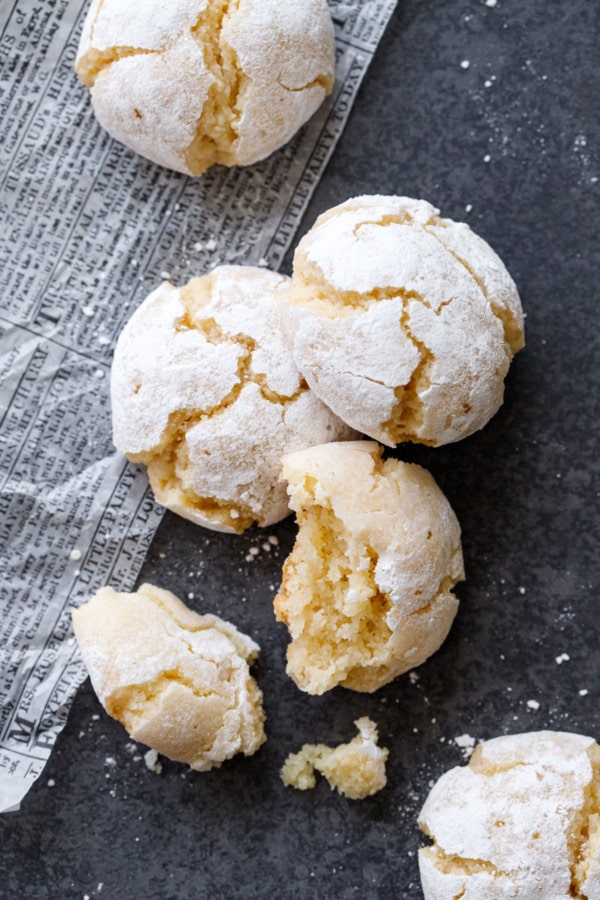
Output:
[{"xmin": 3, "ymin": 1, "xmax": 599, "ymax": 897}]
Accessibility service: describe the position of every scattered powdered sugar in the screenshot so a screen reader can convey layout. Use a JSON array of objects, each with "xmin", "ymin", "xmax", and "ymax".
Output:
[
  {"xmin": 527, "ymin": 699, "xmax": 540, "ymax": 711},
  {"xmin": 556, "ymin": 653, "xmax": 570, "ymax": 665}
]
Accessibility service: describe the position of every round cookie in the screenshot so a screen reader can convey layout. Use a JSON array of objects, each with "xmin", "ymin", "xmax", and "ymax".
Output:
[
  {"xmin": 72, "ymin": 584, "xmax": 266, "ymax": 771},
  {"xmin": 273, "ymin": 441, "xmax": 464, "ymax": 694},
  {"xmin": 76, "ymin": 0, "xmax": 335, "ymax": 175},
  {"xmin": 111, "ymin": 265, "xmax": 355, "ymax": 533},
  {"xmin": 282, "ymin": 195, "xmax": 525, "ymax": 447},
  {"xmin": 419, "ymin": 731, "xmax": 600, "ymax": 899}
]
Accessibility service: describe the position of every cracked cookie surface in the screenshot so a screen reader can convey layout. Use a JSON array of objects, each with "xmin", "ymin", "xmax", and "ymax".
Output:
[
  {"xmin": 76, "ymin": 0, "xmax": 335, "ymax": 174},
  {"xmin": 273, "ymin": 441, "xmax": 464, "ymax": 694},
  {"xmin": 111, "ymin": 266, "xmax": 355, "ymax": 533},
  {"xmin": 72, "ymin": 583, "xmax": 266, "ymax": 771},
  {"xmin": 282, "ymin": 195, "xmax": 525, "ymax": 447},
  {"xmin": 419, "ymin": 731, "xmax": 600, "ymax": 899}
]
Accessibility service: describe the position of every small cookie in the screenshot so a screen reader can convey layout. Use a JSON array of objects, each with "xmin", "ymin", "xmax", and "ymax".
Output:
[
  {"xmin": 419, "ymin": 731, "xmax": 600, "ymax": 899},
  {"xmin": 281, "ymin": 717, "xmax": 388, "ymax": 800},
  {"xmin": 72, "ymin": 583, "xmax": 266, "ymax": 771},
  {"xmin": 282, "ymin": 195, "xmax": 524, "ymax": 447},
  {"xmin": 111, "ymin": 266, "xmax": 355, "ymax": 533},
  {"xmin": 274, "ymin": 441, "xmax": 464, "ymax": 694},
  {"xmin": 76, "ymin": 0, "xmax": 335, "ymax": 175}
]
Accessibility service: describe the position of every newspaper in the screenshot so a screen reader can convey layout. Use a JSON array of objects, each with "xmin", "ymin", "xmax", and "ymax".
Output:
[{"xmin": 0, "ymin": 0, "xmax": 397, "ymax": 812}]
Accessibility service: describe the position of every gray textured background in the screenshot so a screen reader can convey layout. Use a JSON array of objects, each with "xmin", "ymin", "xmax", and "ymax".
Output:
[{"xmin": 3, "ymin": 0, "xmax": 599, "ymax": 897}]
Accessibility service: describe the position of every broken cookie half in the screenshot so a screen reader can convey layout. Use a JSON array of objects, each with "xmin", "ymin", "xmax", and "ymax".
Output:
[
  {"xmin": 273, "ymin": 441, "xmax": 464, "ymax": 694},
  {"xmin": 419, "ymin": 731, "xmax": 600, "ymax": 899},
  {"xmin": 76, "ymin": 0, "xmax": 335, "ymax": 175},
  {"xmin": 72, "ymin": 583, "xmax": 266, "ymax": 771}
]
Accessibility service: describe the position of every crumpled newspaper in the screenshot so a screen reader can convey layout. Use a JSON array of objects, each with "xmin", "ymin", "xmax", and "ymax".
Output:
[{"xmin": 0, "ymin": 0, "xmax": 398, "ymax": 812}]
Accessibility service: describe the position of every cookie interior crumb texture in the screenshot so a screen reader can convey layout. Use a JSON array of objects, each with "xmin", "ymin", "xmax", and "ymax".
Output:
[
  {"xmin": 75, "ymin": 0, "xmax": 335, "ymax": 175},
  {"xmin": 283, "ymin": 194, "xmax": 525, "ymax": 447},
  {"xmin": 418, "ymin": 731, "xmax": 600, "ymax": 899},
  {"xmin": 274, "ymin": 441, "xmax": 464, "ymax": 695},
  {"xmin": 281, "ymin": 717, "xmax": 388, "ymax": 800},
  {"xmin": 72, "ymin": 583, "xmax": 266, "ymax": 771},
  {"xmin": 110, "ymin": 266, "xmax": 355, "ymax": 533}
]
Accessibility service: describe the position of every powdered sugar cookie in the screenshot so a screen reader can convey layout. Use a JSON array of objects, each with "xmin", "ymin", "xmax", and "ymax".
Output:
[
  {"xmin": 283, "ymin": 195, "xmax": 524, "ymax": 447},
  {"xmin": 111, "ymin": 265, "xmax": 355, "ymax": 533},
  {"xmin": 274, "ymin": 441, "xmax": 464, "ymax": 694},
  {"xmin": 72, "ymin": 583, "xmax": 266, "ymax": 771},
  {"xmin": 76, "ymin": 0, "xmax": 335, "ymax": 175},
  {"xmin": 419, "ymin": 731, "xmax": 600, "ymax": 899}
]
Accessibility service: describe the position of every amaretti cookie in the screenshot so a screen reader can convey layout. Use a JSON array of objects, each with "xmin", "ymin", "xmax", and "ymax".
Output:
[
  {"xmin": 419, "ymin": 731, "xmax": 600, "ymax": 899},
  {"xmin": 281, "ymin": 717, "xmax": 388, "ymax": 800},
  {"xmin": 72, "ymin": 583, "xmax": 266, "ymax": 771},
  {"xmin": 111, "ymin": 266, "xmax": 355, "ymax": 533},
  {"xmin": 76, "ymin": 0, "xmax": 335, "ymax": 175},
  {"xmin": 273, "ymin": 441, "xmax": 464, "ymax": 694},
  {"xmin": 282, "ymin": 195, "xmax": 525, "ymax": 447}
]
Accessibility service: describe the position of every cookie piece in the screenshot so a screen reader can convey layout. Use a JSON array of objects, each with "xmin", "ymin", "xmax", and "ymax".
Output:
[
  {"xmin": 281, "ymin": 717, "xmax": 388, "ymax": 800},
  {"xmin": 282, "ymin": 195, "xmax": 524, "ymax": 447},
  {"xmin": 419, "ymin": 731, "xmax": 600, "ymax": 899},
  {"xmin": 111, "ymin": 266, "xmax": 355, "ymax": 533},
  {"xmin": 273, "ymin": 441, "xmax": 464, "ymax": 694},
  {"xmin": 76, "ymin": 0, "xmax": 335, "ymax": 175},
  {"xmin": 72, "ymin": 583, "xmax": 266, "ymax": 771}
]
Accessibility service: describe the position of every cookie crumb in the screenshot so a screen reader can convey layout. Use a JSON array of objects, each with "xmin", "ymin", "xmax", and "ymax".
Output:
[
  {"xmin": 281, "ymin": 718, "xmax": 388, "ymax": 800},
  {"xmin": 144, "ymin": 749, "xmax": 163, "ymax": 774},
  {"xmin": 453, "ymin": 734, "xmax": 477, "ymax": 759}
]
